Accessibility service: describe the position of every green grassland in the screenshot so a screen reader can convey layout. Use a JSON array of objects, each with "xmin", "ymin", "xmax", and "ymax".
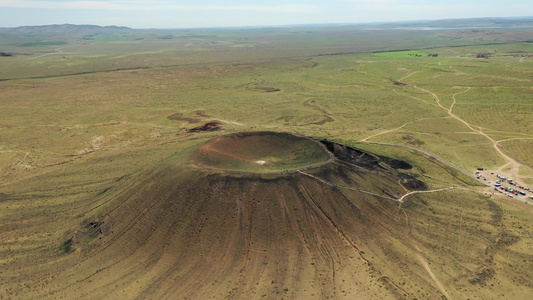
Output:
[{"xmin": 1, "ymin": 24, "xmax": 533, "ymax": 299}]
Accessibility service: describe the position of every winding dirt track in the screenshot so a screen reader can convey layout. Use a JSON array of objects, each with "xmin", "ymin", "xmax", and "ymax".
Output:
[
  {"xmin": 356, "ymin": 67, "xmax": 533, "ymax": 296},
  {"xmin": 298, "ymin": 169, "xmax": 477, "ymax": 205},
  {"xmin": 365, "ymin": 140, "xmax": 478, "ymax": 180},
  {"xmin": 297, "ymin": 170, "xmax": 399, "ymax": 202},
  {"xmin": 361, "ymin": 67, "xmax": 533, "ymax": 204},
  {"xmin": 27, "ymin": 45, "xmax": 78, "ymax": 60},
  {"xmin": 413, "ymin": 85, "xmax": 527, "ymax": 178},
  {"xmin": 415, "ymin": 246, "xmax": 452, "ymax": 300}
]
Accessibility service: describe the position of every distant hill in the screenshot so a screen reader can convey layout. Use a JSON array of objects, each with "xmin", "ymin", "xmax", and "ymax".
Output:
[
  {"xmin": 0, "ymin": 24, "xmax": 133, "ymax": 46},
  {"xmin": 370, "ymin": 17, "xmax": 533, "ymax": 29},
  {"xmin": 0, "ymin": 24, "xmax": 131, "ymax": 33},
  {"xmin": 1, "ymin": 17, "xmax": 533, "ymax": 32}
]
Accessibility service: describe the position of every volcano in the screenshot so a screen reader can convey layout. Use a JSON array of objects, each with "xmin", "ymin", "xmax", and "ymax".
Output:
[{"xmin": 39, "ymin": 132, "xmax": 523, "ymax": 299}]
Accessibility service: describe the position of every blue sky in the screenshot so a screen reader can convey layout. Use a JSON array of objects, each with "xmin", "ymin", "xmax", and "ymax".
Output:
[{"xmin": 0, "ymin": 0, "xmax": 531, "ymax": 28}]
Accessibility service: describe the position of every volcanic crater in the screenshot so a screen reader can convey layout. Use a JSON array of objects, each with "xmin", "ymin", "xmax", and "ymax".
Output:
[
  {"xmin": 193, "ymin": 131, "xmax": 424, "ymax": 190},
  {"xmin": 55, "ymin": 131, "xmax": 436, "ymax": 299},
  {"xmin": 194, "ymin": 131, "xmax": 333, "ymax": 173}
]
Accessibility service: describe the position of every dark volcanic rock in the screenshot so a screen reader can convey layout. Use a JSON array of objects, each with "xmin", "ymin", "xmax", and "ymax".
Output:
[
  {"xmin": 320, "ymin": 139, "xmax": 412, "ymax": 170},
  {"xmin": 319, "ymin": 139, "xmax": 425, "ymax": 190}
]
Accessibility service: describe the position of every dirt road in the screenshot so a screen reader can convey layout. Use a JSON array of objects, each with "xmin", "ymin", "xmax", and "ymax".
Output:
[
  {"xmin": 361, "ymin": 72, "xmax": 532, "ymax": 205},
  {"xmin": 416, "ymin": 247, "xmax": 452, "ymax": 300}
]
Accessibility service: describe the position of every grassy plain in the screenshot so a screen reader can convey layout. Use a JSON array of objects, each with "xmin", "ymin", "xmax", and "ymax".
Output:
[{"xmin": 1, "ymin": 23, "xmax": 533, "ymax": 299}]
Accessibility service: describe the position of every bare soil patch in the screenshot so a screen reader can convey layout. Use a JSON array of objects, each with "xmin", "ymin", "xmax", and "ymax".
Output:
[
  {"xmin": 167, "ymin": 113, "xmax": 200, "ymax": 123},
  {"xmin": 239, "ymin": 82, "xmax": 281, "ymax": 92},
  {"xmin": 62, "ymin": 216, "xmax": 112, "ymax": 253},
  {"xmin": 390, "ymin": 79, "xmax": 408, "ymax": 86},
  {"xmin": 187, "ymin": 121, "xmax": 222, "ymax": 132},
  {"xmin": 195, "ymin": 110, "xmax": 210, "ymax": 118}
]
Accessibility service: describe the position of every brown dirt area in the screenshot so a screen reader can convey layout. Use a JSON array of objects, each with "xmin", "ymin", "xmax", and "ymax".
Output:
[{"xmin": 187, "ymin": 121, "xmax": 222, "ymax": 132}]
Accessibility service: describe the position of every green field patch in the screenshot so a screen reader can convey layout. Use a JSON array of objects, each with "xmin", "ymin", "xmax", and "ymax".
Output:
[{"xmin": 20, "ymin": 40, "xmax": 67, "ymax": 47}]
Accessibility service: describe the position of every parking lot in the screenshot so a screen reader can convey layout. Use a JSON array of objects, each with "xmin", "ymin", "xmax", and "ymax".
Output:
[{"xmin": 475, "ymin": 168, "xmax": 533, "ymax": 203}]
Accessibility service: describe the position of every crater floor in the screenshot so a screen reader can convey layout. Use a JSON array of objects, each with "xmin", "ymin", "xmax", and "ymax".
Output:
[{"xmin": 194, "ymin": 131, "xmax": 332, "ymax": 173}]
